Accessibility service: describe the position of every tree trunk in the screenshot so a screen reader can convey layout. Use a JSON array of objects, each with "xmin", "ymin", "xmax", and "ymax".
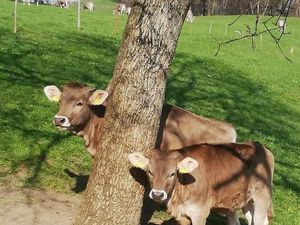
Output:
[{"xmin": 74, "ymin": 1, "xmax": 191, "ymax": 225}]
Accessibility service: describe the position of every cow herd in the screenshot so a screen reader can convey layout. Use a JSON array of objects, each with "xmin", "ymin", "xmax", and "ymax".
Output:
[
  {"xmin": 21, "ymin": 0, "xmax": 94, "ymax": 11},
  {"xmin": 44, "ymin": 82, "xmax": 274, "ymax": 225},
  {"xmin": 20, "ymin": 0, "xmax": 131, "ymax": 14},
  {"xmin": 20, "ymin": 1, "xmax": 196, "ymax": 20}
]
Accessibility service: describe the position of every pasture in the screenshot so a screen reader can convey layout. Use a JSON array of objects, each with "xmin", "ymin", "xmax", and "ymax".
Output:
[{"xmin": 0, "ymin": 0, "xmax": 299, "ymax": 224}]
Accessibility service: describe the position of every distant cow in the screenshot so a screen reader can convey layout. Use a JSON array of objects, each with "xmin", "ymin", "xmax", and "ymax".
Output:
[
  {"xmin": 186, "ymin": 7, "xmax": 194, "ymax": 22},
  {"xmin": 129, "ymin": 142, "xmax": 274, "ymax": 225},
  {"xmin": 277, "ymin": 19, "xmax": 286, "ymax": 32},
  {"xmin": 82, "ymin": 1, "xmax": 94, "ymax": 11},
  {"xmin": 22, "ymin": 0, "xmax": 31, "ymax": 5},
  {"xmin": 21, "ymin": 0, "xmax": 45, "ymax": 5},
  {"xmin": 125, "ymin": 6, "xmax": 131, "ymax": 15},
  {"xmin": 44, "ymin": 83, "xmax": 237, "ymax": 156},
  {"xmin": 113, "ymin": 3, "xmax": 126, "ymax": 15},
  {"xmin": 56, "ymin": 0, "xmax": 68, "ymax": 8}
]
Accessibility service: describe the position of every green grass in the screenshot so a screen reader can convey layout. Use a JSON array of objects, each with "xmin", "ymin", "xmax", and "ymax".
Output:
[{"xmin": 0, "ymin": 1, "xmax": 299, "ymax": 224}]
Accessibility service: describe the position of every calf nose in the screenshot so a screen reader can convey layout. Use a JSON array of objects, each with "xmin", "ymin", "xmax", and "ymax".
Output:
[
  {"xmin": 149, "ymin": 189, "xmax": 167, "ymax": 201},
  {"xmin": 54, "ymin": 117, "xmax": 65, "ymax": 125},
  {"xmin": 53, "ymin": 115, "xmax": 70, "ymax": 127},
  {"xmin": 152, "ymin": 191, "xmax": 164, "ymax": 198}
]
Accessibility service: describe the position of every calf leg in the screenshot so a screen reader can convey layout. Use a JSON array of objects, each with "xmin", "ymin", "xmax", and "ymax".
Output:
[
  {"xmin": 177, "ymin": 216, "xmax": 190, "ymax": 225},
  {"xmin": 252, "ymin": 188, "xmax": 272, "ymax": 225},
  {"xmin": 242, "ymin": 200, "xmax": 255, "ymax": 225},
  {"xmin": 189, "ymin": 207, "xmax": 210, "ymax": 225}
]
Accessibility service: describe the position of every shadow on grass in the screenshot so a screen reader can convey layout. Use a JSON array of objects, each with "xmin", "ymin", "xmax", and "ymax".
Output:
[
  {"xmin": 0, "ymin": 105, "xmax": 73, "ymax": 187},
  {"xmin": 64, "ymin": 169, "xmax": 89, "ymax": 193},
  {"xmin": 0, "ymin": 29, "xmax": 119, "ymax": 187},
  {"xmin": 167, "ymin": 54, "xmax": 300, "ymax": 196},
  {"xmin": 0, "ymin": 30, "xmax": 118, "ymax": 89},
  {"xmin": 168, "ymin": 54, "xmax": 299, "ymax": 148}
]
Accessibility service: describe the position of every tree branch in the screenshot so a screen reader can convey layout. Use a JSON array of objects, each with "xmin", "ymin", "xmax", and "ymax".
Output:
[{"xmin": 212, "ymin": 0, "xmax": 293, "ymax": 62}]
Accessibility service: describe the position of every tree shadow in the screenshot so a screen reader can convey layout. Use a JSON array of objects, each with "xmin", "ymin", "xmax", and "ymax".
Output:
[
  {"xmin": 168, "ymin": 54, "xmax": 299, "ymax": 146},
  {"xmin": 167, "ymin": 54, "xmax": 300, "ymax": 196},
  {"xmin": 0, "ymin": 29, "xmax": 119, "ymax": 188},
  {"xmin": 0, "ymin": 30, "xmax": 118, "ymax": 89},
  {"xmin": 0, "ymin": 105, "xmax": 73, "ymax": 186},
  {"xmin": 64, "ymin": 169, "xmax": 89, "ymax": 193}
]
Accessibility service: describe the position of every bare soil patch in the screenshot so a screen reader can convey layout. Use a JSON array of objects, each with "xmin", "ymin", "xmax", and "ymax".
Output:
[{"xmin": 0, "ymin": 185, "xmax": 81, "ymax": 225}]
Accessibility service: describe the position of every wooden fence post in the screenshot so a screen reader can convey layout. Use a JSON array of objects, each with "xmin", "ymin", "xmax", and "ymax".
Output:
[
  {"xmin": 13, "ymin": 0, "xmax": 17, "ymax": 33},
  {"xmin": 209, "ymin": 21, "xmax": 212, "ymax": 34},
  {"xmin": 77, "ymin": 0, "xmax": 80, "ymax": 30}
]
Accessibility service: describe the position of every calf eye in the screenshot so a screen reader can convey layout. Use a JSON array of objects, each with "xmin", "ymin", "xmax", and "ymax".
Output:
[
  {"xmin": 168, "ymin": 172, "xmax": 175, "ymax": 178},
  {"xmin": 76, "ymin": 102, "xmax": 83, "ymax": 106}
]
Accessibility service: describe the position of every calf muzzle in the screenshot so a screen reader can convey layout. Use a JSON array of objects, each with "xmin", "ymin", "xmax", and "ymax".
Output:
[
  {"xmin": 149, "ymin": 189, "xmax": 167, "ymax": 202},
  {"xmin": 53, "ymin": 115, "xmax": 71, "ymax": 128}
]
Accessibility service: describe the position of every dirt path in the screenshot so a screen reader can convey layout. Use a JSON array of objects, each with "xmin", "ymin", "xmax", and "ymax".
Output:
[
  {"xmin": 0, "ymin": 185, "xmax": 169, "ymax": 225},
  {"xmin": 0, "ymin": 185, "xmax": 81, "ymax": 225}
]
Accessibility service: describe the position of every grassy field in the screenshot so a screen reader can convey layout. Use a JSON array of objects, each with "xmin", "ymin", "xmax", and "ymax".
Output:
[{"xmin": 0, "ymin": 0, "xmax": 299, "ymax": 224}]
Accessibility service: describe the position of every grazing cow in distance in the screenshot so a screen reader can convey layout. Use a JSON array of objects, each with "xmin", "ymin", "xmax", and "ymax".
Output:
[
  {"xmin": 186, "ymin": 7, "xmax": 194, "ymax": 22},
  {"xmin": 23, "ymin": 0, "xmax": 31, "ymax": 5},
  {"xmin": 56, "ymin": 0, "xmax": 68, "ymax": 8},
  {"xmin": 277, "ymin": 19, "xmax": 286, "ymax": 32},
  {"xmin": 113, "ymin": 3, "xmax": 126, "ymax": 15},
  {"xmin": 129, "ymin": 142, "xmax": 274, "ymax": 225},
  {"xmin": 43, "ymin": 83, "xmax": 237, "ymax": 156},
  {"xmin": 82, "ymin": 1, "xmax": 94, "ymax": 11},
  {"xmin": 125, "ymin": 6, "xmax": 131, "ymax": 15}
]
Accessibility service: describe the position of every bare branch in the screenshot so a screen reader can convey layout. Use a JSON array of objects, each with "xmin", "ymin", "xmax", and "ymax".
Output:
[
  {"xmin": 212, "ymin": 0, "xmax": 293, "ymax": 62},
  {"xmin": 227, "ymin": 14, "xmax": 243, "ymax": 27},
  {"xmin": 210, "ymin": 34, "xmax": 221, "ymax": 57},
  {"xmin": 228, "ymin": 0, "xmax": 260, "ymax": 27}
]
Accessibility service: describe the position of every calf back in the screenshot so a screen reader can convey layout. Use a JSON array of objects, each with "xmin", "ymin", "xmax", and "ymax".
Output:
[{"xmin": 157, "ymin": 104, "xmax": 237, "ymax": 150}]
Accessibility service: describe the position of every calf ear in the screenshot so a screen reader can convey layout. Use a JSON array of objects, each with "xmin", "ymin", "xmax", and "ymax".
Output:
[
  {"xmin": 89, "ymin": 90, "xmax": 108, "ymax": 105},
  {"xmin": 44, "ymin": 85, "xmax": 61, "ymax": 102},
  {"xmin": 177, "ymin": 157, "xmax": 198, "ymax": 174},
  {"xmin": 128, "ymin": 152, "xmax": 149, "ymax": 170}
]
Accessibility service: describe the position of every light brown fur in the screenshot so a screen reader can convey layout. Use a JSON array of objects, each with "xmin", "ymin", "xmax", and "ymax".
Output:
[{"xmin": 131, "ymin": 142, "xmax": 274, "ymax": 225}]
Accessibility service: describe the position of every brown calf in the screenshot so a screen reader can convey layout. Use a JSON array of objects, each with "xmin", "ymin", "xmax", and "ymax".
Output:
[
  {"xmin": 44, "ymin": 83, "xmax": 237, "ymax": 156},
  {"xmin": 129, "ymin": 142, "xmax": 274, "ymax": 225}
]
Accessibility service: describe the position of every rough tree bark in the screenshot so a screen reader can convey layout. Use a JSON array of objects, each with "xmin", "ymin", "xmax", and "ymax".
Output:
[{"xmin": 74, "ymin": 0, "xmax": 192, "ymax": 225}]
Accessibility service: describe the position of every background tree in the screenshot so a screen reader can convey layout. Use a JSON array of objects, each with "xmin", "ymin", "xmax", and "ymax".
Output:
[
  {"xmin": 74, "ymin": 0, "xmax": 192, "ymax": 224},
  {"xmin": 191, "ymin": 0, "xmax": 299, "ymax": 16}
]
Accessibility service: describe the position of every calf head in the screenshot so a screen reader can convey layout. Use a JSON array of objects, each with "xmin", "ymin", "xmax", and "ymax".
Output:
[
  {"xmin": 128, "ymin": 150, "xmax": 198, "ymax": 202},
  {"xmin": 44, "ymin": 83, "xmax": 108, "ymax": 133}
]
